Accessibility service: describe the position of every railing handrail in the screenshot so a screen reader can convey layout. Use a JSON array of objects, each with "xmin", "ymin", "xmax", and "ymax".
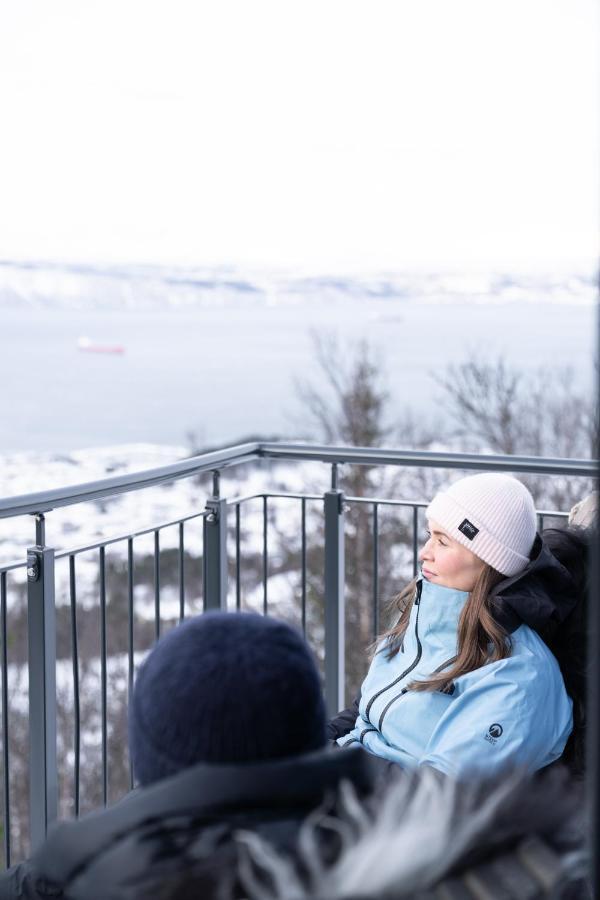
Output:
[
  {"xmin": 257, "ymin": 442, "xmax": 597, "ymax": 476},
  {"xmin": 0, "ymin": 441, "xmax": 595, "ymax": 519},
  {"xmin": 0, "ymin": 442, "xmax": 260, "ymax": 519}
]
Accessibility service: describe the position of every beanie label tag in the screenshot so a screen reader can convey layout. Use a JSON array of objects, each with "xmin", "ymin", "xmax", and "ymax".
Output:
[{"xmin": 458, "ymin": 519, "xmax": 479, "ymax": 540}]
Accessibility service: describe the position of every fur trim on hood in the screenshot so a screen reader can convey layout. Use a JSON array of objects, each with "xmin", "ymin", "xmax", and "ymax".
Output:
[{"xmin": 235, "ymin": 766, "xmax": 588, "ymax": 900}]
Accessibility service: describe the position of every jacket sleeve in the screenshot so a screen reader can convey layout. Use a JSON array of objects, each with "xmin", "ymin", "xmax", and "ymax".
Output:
[
  {"xmin": 327, "ymin": 694, "xmax": 361, "ymax": 741},
  {"xmin": 419, "ymin": 655, "xmax": 573, "ymax": 779}
]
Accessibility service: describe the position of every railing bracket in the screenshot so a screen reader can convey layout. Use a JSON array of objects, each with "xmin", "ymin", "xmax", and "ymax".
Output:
[{"xmin": 27, "ymin": 551, "xmax": 40, "ymax": 582}]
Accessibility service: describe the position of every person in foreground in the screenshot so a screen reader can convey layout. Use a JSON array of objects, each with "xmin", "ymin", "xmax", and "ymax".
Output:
[
  {"xmin": 330, "ymin": 473, "xmax": 581, "ymax": 777},
  {"xmin": 0, "ymin": 612, "xmax": 375, "ymax": 900}
]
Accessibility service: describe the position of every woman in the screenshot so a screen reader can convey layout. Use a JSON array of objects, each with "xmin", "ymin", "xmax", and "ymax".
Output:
[{"xmin": 330, "ymin": 473, "xmax": 579, "ymax": 778}]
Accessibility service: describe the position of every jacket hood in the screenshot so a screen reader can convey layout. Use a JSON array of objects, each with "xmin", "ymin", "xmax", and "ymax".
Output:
[{"xmin": 489, "ymin": 533, "xmax": 581, "ymax": 634}]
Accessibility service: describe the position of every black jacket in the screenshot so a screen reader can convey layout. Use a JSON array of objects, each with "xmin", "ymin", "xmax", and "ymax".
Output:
[
  {"xmin": 489, "ymin": 532, "xmax": 583, "ymax": 636},
  {"xmin": 0, "ymin": 746, "xmax": 376, "ymax": 900}
]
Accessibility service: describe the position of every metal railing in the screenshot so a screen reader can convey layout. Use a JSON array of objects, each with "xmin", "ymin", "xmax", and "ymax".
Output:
[{"xmin": 0, "ymin": 442, "xmax": 595, "ymax": 866}]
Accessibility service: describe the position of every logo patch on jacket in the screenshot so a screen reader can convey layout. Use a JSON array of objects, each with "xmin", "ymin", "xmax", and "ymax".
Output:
[
  {"xmin": 484, "ymin": 723, "xmax": 503, "ymax": 744},
  {"xmin": 458, "ymin": 519, "xmax": 479, "ymax": 540}
]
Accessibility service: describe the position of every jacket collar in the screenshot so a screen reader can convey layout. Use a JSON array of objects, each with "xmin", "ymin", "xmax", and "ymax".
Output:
[{"xmin": 416, "ymin": 576, "xmax": 469, "ymax": 636}]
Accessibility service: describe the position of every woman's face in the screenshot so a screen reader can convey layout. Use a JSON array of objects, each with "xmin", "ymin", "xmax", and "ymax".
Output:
[{"xmin": 419, "ymin": 519, "xmax": 486, "ymax": 591}]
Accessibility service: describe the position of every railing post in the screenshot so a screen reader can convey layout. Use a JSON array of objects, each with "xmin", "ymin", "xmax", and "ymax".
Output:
[
  {"xmin": 588, "ymin": 345, "xmax": 600, "ymax": 897},
  {"xmin": 26, "ymin": 514, "xmax": 58, "ymax": 851},
  {"xmin": 324, "ymin": 464, "xmax": 345, "ymax": 717},
  {"xmin": 203, "ymin": 471, "xmax": 228, "ymax": 611},
  {"xmin": 590, "ymin": 518, "xmax": 599, "ymax": 897}
]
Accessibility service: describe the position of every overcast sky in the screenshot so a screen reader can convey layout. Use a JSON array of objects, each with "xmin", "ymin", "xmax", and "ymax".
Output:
[{"xmin": 1, "ymin": 1, "xmax": 597, "ymax": 272}]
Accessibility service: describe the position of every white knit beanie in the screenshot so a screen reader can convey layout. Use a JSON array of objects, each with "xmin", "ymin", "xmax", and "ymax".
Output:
[{"xmin": 426, "ymin": 473, "xmax": 537, "ymax": 576}]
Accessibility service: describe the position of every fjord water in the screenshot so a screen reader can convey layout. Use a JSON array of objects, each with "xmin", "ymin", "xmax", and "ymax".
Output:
[{"xmin": 0, "ymin": 296, "xmax": 594, "ymax": 453}]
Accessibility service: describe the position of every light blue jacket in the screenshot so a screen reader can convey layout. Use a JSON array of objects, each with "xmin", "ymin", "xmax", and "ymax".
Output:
[{"xmin": 337, "ymin": 577, "xmax": 573, "ymax": 778}]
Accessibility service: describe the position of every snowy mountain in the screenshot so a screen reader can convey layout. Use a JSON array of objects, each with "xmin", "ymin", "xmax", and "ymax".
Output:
[{"xmin": 0, "ymin": 259, "xmax": 595, "ymax": 310}]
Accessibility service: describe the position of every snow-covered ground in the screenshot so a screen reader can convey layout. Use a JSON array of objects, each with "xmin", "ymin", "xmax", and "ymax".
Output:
[
  {"xmin": 0, "ymin": 444, "xmax": 339, "ymax": 622},
  {"xmin": 0, "ymin": 443, "xmax": 320, "ymax": 562}
]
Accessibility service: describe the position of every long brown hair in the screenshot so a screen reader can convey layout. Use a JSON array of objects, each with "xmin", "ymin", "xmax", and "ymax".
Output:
[{"xmin": 376, "ymin": 565, "xmax": 509, "ymax": 692}]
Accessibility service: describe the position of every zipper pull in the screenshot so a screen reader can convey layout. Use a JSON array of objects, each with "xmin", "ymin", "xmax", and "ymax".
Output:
[{"xmin": 414, "ymin": 580, "xmax": 423, "ymax": 606}]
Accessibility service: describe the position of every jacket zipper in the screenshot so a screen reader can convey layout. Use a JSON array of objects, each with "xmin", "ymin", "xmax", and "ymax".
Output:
[
  {"xmin": 365, "ymin": 581, "xmax": 423, "ymax": 725},
  {"xmin": 377, "ymin": 654, "xmax": 457, "ymax": 730}
]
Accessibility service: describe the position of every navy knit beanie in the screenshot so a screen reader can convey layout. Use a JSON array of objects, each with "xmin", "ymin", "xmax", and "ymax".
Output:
[{"xmin": 129, "ymin": 612, "xmax": 327, "ymax": 785}]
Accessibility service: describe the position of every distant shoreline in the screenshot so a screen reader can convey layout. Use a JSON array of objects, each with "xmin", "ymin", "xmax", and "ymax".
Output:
[{"xmin": 0, "ymin": 259, "xmax": 595, "ymax": 310}]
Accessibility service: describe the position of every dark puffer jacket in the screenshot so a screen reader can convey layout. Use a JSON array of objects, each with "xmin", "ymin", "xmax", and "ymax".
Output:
[
  {"xmin": 0, "ymin": 746, "xmax": 375, "ymax": 900},
  {"xmin": 487, "ymin": 531, "xmax": 584, "ymax": 636}
]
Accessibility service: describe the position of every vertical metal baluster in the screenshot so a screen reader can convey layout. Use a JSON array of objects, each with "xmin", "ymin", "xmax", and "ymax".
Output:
[
  {"xmin": 301, "ymin": 499, "xmax": 307, "ymax": 636},
  {"xmin": 537, "ymin": 513, "xmax": 544, "ymax": 533},
  {"xmin": 1, "ymin": 572, "xmax": 10, "ymax": 867},
  {"xmin": 69, "ymin": 557, "xmax": 80, "ymax": 818},
  {"xmin": 200, "ymin": 511, "xmax": 204, "ymax": 605},
  {"xmin": 235, "ymin": 505, "xmax": 241, "ymax": 611},
  {"xmin": 203, "ymin": 472, "xmax": 228, "ymax": 611},
  {"xmin": 27, "ymin": 514, "xmax": 57, "ymax": 850},
  {"xmin": 324, "ymin": 464, "xmax": 345, "ymax": 717},
  {"xmin": 412, "ymin": 507, "xmax": 419, "ymax": 576},
  {"xmin": 99, "ymin": 547, "xmax": 108, "ymax": 807},
  {"xmin": 127, "ymin": 538, "xmax": 134, "ymax": 791},
  {"xmin": 373, "ymin": 503, "xmax": 379, "ymax": 640},
  {"xmin": 154, "ymin": 531, "xmax": 160, "ymax": 640},
  {"xmin": 127, "ymin": 539, "xmax": 134, "ymax": 698},
  {"xmin": 178, "ymin": 523, "xmax": 185, "ymax": 622},
  {"xmin": 262, "ymin": 496, "xmax": 268, "ymax": 615}
]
